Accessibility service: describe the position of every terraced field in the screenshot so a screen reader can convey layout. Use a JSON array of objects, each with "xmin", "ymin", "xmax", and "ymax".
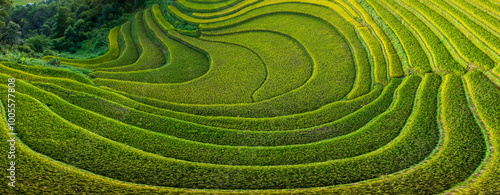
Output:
[{"xmin": 2, "ymin": 0, "xmax": 500, "ymax": 194}]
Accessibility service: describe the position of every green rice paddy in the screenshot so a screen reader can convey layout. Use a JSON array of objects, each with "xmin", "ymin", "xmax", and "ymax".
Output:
[{"xmin": 1, "ymin": 0, "xmax": 500, "ymax": 194}]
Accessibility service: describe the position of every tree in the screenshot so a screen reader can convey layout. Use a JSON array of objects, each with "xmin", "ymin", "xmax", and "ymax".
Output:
[
  {"xmin": 66, "ymin": 16, "xmax": 75, "ymax": 27},
  {"xmin": 74, "ymin": 19, "xmax": 86, "ymax": 31},
  {"xmin": 25, "ymin": 34, "xmax": 53, "ymax": 53},
  {"xmin": 52, "ymin": 7, "xmax": 72, "ymax": 37},
  {"xmin": 64, "ymin": 25, "xmax": 78, "ymax": 43},
  {"xmin": 0, "ymin": 21, "xmax": 23, "ymax": 46},
  {"xmin": 40, "ymin": 24, "xmax": 52, "ymax": 36},
  {"xmin": 98, "ymin": 3, "xmax": 122, "ymax": 25},
  {"xmin": 75, "ymin": 4, "xmax": 89, "ymax": 19},
  {"xmin": 0, "ymin": 0, "xmax": 13, "ymax": 28}
]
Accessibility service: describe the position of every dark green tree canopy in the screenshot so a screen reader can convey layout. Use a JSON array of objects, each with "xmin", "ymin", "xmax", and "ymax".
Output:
[
  {"xmin": 52, "ymin": 6, "xmax": 72, "ymax": 37},
  {"xmin": 0, "ymin": 21, "xmax": 22, "ymax": 45},
  {"xmin": 0, "ymin": 0, "xmax": 13, "ymax": 28}
]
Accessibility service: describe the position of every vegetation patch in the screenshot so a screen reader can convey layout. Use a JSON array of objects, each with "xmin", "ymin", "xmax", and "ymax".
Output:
[{"xmin": 1, "ymin": 0, "xmax": 499, "ymax": 194}]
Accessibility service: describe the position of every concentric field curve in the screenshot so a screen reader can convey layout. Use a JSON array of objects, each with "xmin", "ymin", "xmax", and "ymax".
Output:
[{"xmin": 1, "ymin": 0, "xmax": 500, "ymax": 194}]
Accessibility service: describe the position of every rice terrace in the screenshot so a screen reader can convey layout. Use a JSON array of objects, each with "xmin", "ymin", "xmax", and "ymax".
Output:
[{"xmin": 1, "ymin": 0, "xmax": 500, "ymax": 194}]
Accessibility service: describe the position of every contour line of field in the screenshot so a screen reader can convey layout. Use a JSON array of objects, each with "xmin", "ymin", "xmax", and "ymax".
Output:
[
  {"xmin": 393, "ymin": 0, "xmax": 495, "ymax": 70},
  {"xmin": 5, "ymin": 84, "xmax": 414, "ymax": 166},
  {"xmin": 191, "ymin": 0, "xmax": 262, "ymax": 18},
  {"xmin": 343, "ymin": 0, "xmax": 393, "ymax": 84},
  {"xmin": 103, "ymin": 9, "xmax": 358, "ymax": 108},
  {"xmin": 375, "ymin": 0, "xmax": 451, "ymax": 75},
  {"xmin": 382, "ymin": 0, "xmax": 474, "ymax": 72},
  {"xmin": 168, "ymin": 0, "xmax": 360, "ymax": 25},
  {"xmin": 462, "ymin": 0, "xmax": 500, "ymax": 22},
  {"xmin": 176, "ymin": 0, "xmax": 242, "ymax": 12},
  {"xmin": 200, "ymin": 9, "xmax": 366, "ymax": 101},
  {"xmin": 441, "ymin": 73, "xmax": 494, "ymax": 193},
  {"xmin": 361, "ymin": 0, "xmax": 412, "ymax": 76},
  {"xmin": 0, "ymin": 79, "xmax": 437, "ymax": 191},
  {"xmin": 25, "ymin": 79, "xmax": 389, "ymax": 145},
  {"xmin": 200, "ymin": 29, "xmax": 315, "ymax": 103},
  {"xmin": 446, "ymin": 0, "xmax": 500, "ymax": 36},
  {"xmin": 94, "ymin": 28, "xmax": 266, "ymax": 104},
  {"xmin": 421, "ymin": 0, "xmax": 500, "ymax": 61},
  {"xmin": 0, "ymin": 76, "xmax": 442, "ymax": 193},
  {"xmin": 0, "ymin": 65, "xmax": 384, "ymax": 132},
  {"xmin": 17, "ymin": 82, "xmax": 416, "ymax": 167},
  {"xmin": 92, "ymin": 9, "xmax": 211, "ymax": 84},
  {"xmin": 196, "ymin": 37, "xmax": 267, "ymax": 103}
]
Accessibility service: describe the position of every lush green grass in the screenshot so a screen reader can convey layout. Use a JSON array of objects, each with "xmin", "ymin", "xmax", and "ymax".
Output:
[
  {"xmin": 375, "ymin": 0, "xmax": 466, "ymax": 75},
  {"xmin": 168, "ymin": 0, "xmax": 360, "ymax": 24},
  {"xmin": 152, "ymin": 4, "xmax": 175, "ymax": 30},
  {"xmin": 0, "ymin": 62, "xmax": 93, "ymax": 84},
  {"xmin": 192, "ymin": 0, "xmax": 261, "ymax": 18},
  {"xmin": 447, "ymin": 0, "xmax": 500, "ymax": 35},
  {"xmin": 82, "ymin": 22, "xmax": 140, "ymax": 69},
  {"xmin": 0, "ymin": 115, "xmax": 192, "ymax": 195},
  {"xmin": 353, "ymin": 0, "xmax": 406, "ymax": 78},
  {"xmin": 31, "ymin": 80, "xmax": 392, "ymax": 146},
  {"xmin": 0, "ymin": 80, "xmax": 464, "ymax": 191},
  {"xmin": 42, "ymin": 27, "xmax": 121, "ymax": 66},
  {"xmin": 203, "ymin": 30, "xmax": 313, "ymax": 101},
  {"xmin": 394, "ymin": 0, "xmax": 496, "ymax": 70},
  {"xmin": 94, "ymin": 30, "xmax": 266, "ymax": 104},
  {"xmin": 357, "ymin": 26, "xmax": 388, "ymax": 85},
  {"xmin": 193, "ymin": 1, "xmax": 374, "ymax": 100},
  {"xmin": 4, "ymin": 76, "xmax": 410, "ymax": 166},
  {"xmin": 106, "ymin": 85, "xmax": 381, "ymax": 130},
  {"xmin": 92, "ymin": 10, "xmax": 166, "ymax": 72},
  {"xmin": 422, "ymin": 0, "xmax": 500, "ymax": 60},
  {"xmin": 6, "ymin": 0, "xmax": 500, "ymax": 193},
  {"xmin": 0, "ymin": 76, "xmax": 429, "ymax": 190},
  {"xmin": 458, "ymin": 70, "xmax": 500, "ymax": 194},
  {"xmin": 202, "ymin": 3, "xmax": 371, "ymax": 100},
  {"xmin": 176, "ymin": 0, "xmax": 242, "ymax": 12},
  {"xmin": 284, "ymin": 74, "xmax": 487, "ymax": 194},
  {"xmin": 345, "ymin": 0, "xmax": 404, "ymax": 80},
  {"xmin": 0, "ymin": 62, "xmax": 379, "ymax": 133},
  {"xmin": 364, "ymin": 0, "xmax": 431, "ymax": 74},
  {"xmin": 96, "ymin": 12, "xmax": 356, "ymax": 113},
  {"xmin": 91, "ymin": 8, "xmax": 210, "ymax": 83},
  {"xmin": 121, "ymin": 2, "xmax": 378, "ymax": 116}
]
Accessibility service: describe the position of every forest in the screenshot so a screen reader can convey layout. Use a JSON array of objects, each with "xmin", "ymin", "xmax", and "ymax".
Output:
[{"xmin": 0, "ymin": 0, "xmax": 151, "ymax": 66}]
